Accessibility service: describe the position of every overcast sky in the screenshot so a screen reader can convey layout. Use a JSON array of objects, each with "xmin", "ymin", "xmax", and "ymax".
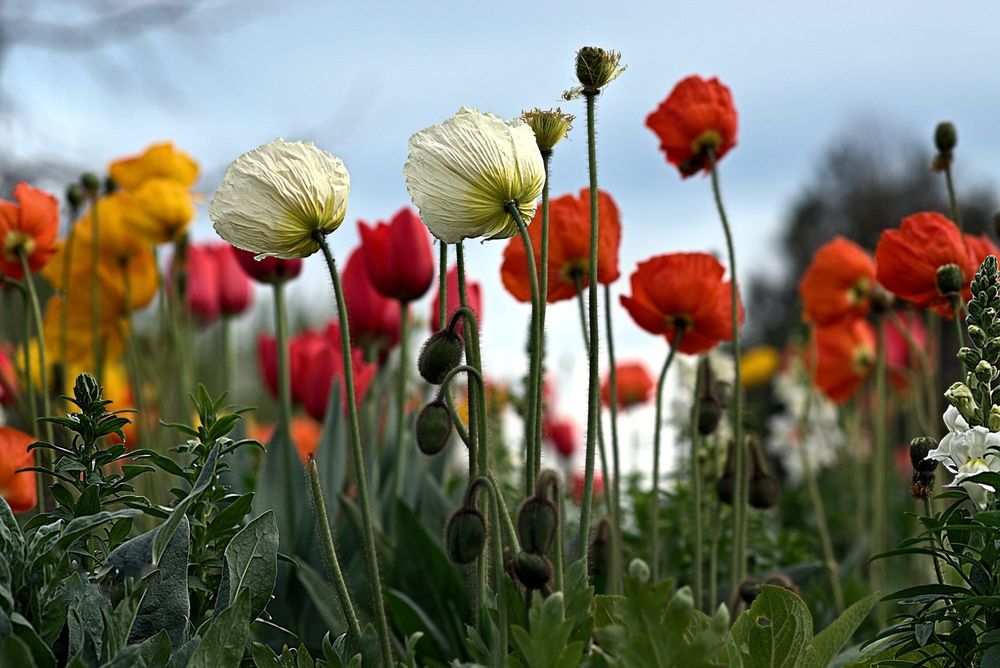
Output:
[{"xmin": 6, "ymin": 0, "xmax": 1000, "ymax": 469}]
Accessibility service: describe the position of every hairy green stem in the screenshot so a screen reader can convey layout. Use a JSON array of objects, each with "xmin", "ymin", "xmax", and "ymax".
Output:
[
  {"xmin": 690, "ymin": 357, "xmax": 704, "ymax": 610},
  {"xmin": 537, "ymin": 150, "xmax": 552, "ymax": 484},
  {"xmin": 392, "ymin": 301, "xmax": 410, "ymax": 504},
  {"xmin": 314, "ymin": 232, "xmax": 394, "ymax": 665},
  {"xmin": 944, "ymin": 165, "xmax": 962, "ymax": 231},
  {"xmin": 872, "ymin": 317, "xmax": 888, "ymax": 628},
  {"xmin": 273, "ymin": 280, "xmax": 298, "ymax": 549},
  {"xmin": 603, "ymin": 283, "xmax": 623, "ymax": 594},
  {"xmin": 18, "ymin": 251, "xmax": 52, "ymax": 513},
  {"xmin": 651, "ymin": 331, "xmax": 682, "ymax": 581},
  {"xmin": 922, "ymin": 496, "xmax": 946, "ymax": 586},
  {"xmin": 438, "ymin": 243, "xmax": 448, "ymax": 330}
]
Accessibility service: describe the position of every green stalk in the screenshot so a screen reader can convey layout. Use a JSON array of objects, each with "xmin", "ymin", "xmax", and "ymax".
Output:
[
  {"xmin": 18, "ymin": 252, "xmax": 52, "ymax": 513},
  {"xmin": 650, "ymin": 331, "xmax": 682, "ymax": 581},
  {"xmin": 59, "ymin": 219, "xmax": 78, "ymax": 382},
  {"xmin": 537, "ymin": 150, "xmax": 552, "ymax": 483},
  {"xmin": 392, "ymin": 300, "xmax": 410, "ymax": 503},
  {"xmin": 706, "ymin": 148, "xmax": 746, "ymax": 588},
  {"xmin": 578, "ymin": 90, "xmax": 602, "ymax": 565},
  {"xmin": 89, "ymin": 196, "xmax": 103, "ymax": 383},
  {"xmin": 122, "ymin": 266, "xmax": 147, "ymax": 444},
  {"xmin": 306, "ymin": 456, "xmax": 363, "ymax": 643},
  {"xmin": 438, "ymin": 243, "xmax": 448, "ymax": 330},
  {"xmin": 689, "ymin": 357, "xmax": 704, "ymax": 610},
  {"xmin": 509, "ymin": 203, "xmax": 542, "ymax": 496},
  {"xmin": 922, "ymin": 496, "xmax": 946, "ymax": 585},
  {"xmin": 872, "ymin": 317, "xmax": 888, "ymax": 628},
  {"xmin": 221, "ymin": 314, "xmax": 232, "ymax": 395},
  {"xmin": 944, "ymin": 165, "xmax": 962, "ymax": 231},
  {"xmin": 314, "ymin": 232, "xmax": 394, "ymax": 665},
  {"xmin": 951, "ymin": 295, "xmax": 966, "ymax": 377},
  {"xmin": 603, "ymin": 283, "xmax": 623, "ymax": 594},
  {"xmin": 272, "ymin": 280, "xmax": 298, "ymax": 549}
]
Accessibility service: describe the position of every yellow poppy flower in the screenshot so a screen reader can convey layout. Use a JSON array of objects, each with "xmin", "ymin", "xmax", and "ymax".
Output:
[
  {"xmin": 109, "ymin": 142, "xmax": 199, "ymax": 190},
  {"xmin": 120, "ymin": 178, "xmax": 196, "ymax": 244},
  {"xmin": 740, "ymin": 346, "xmax": 781, "ymax": 388}
]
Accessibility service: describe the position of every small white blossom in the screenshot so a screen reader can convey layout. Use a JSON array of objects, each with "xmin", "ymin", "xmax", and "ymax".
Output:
[
  {"xmin": 404, "ymin": 107, "xmax": 545, "ymax": 244},
  {"xmin": 765, "ymin": 370, "xmax": 845, "ymax": 484},
  {"xmin": 927, "ymin": 406, "xmax": 1000, "ymax": 507}
]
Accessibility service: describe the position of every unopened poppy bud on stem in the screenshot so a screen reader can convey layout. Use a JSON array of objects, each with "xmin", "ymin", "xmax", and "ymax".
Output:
[
  {"xmin": 66, "ymin": 184, "xmax": 85, "ymax": 210},
  {"xmin": 521, "ymin": 108, "xmax": 574, "ymax": 153},
  {"xmin": 418, "ymin": 330, "xmax": 464, "ymax": 385},
  {"xmin": 416, "ymin": 400, "xmax": 453, "ymax": 455},
  {"xmin": 935, "ymin": 121, "xmax": 957, "ymax": 155},
  {"xmin": 445, "ymin": 507, "xmax": 486, "ymax": 565},
  {"xmin": 935, "ymin": 263, "xmax": 963, "ymax": 296},
  {"xmin": 747, "ymin": 437, "xmax": 781, "ymax": 509},
  {"xmin": 572, "ymin": 46, "xmax": 626, "ymax": 96},
  {"xmin": 517, "ymin": 496, "xmax": 558, "ymax": 555},
  {"xmin": 909, "ymin": 437, "xmax": 938, "ymax": 500},
  {"xmin": 81, "ymin": 172, "xmax": 101, "ymax": 195},
  {"xmin": 513, "ymin": 552, "xmax": 552, "ymax": 590}
]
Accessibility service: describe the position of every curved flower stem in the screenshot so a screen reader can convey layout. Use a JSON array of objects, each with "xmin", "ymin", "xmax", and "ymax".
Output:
[
  {"xmin": 872, "ymin": 316, "xmax": 888, "ymax": 628},
  {"xmin": 392, "ymin": 300, "xmax": 410, "ymax": 505},
  {"xmin": 706, "ymin": 148, "xmax": 746, "ymax": 588},
  {"xmin": 272, "ymin": 280, "xmax": 297, "ymax": 549},
  {"xmin": 438, "ymin": 243, "xmax": 448, "ymax": 330},
  {"xmin": 89, "ymin": 196, "xmax": 103, "ymax": 384},
  {"xmin": 689, "ymin": 357, "xmax": 704, "ymax": 610},
  {"xmin": 508, "ymin": 203, "xmax": 542, "ymax": 496},
  {"xmin": 306, "ymin": 455, "xmax": 363, "ymax": 644},
  {"xmin": 578, "ymin": 89, "xmax": 602, "ymax": 568},
  {"xmin": 944, "ymin": 165, "xmax": 962, "ymax": 232},
  {"xmin": 651, "ymin": 330, "xmax": 682, "ymax": 582},
  {"xmin": 313, "ymin": 231, "xmax": 394, "ymax": 666},
  {"xmin": 18, "ymin": 251, "xmax": 52, "ymax": 512},
  {"xmin": 536, "ymin": 471, "xmax": 565, "ymax": 591},
  {"xmin": 466, "ymin": 476, "xmax": 511, "ymax": 658},
  {"xmin": 603, "ymin": 283, "xmax": 623, "ymax": 594},
  {"xmin": 442, "ymin": 388, "xmax": 471, "ymax": 447}
]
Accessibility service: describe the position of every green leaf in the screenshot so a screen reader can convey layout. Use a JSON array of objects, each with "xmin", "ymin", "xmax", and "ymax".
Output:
[
  {"xmin": 75, "ymin": 485, "xmax": 101, "ymax": 517},
  {"xmin": 0, "ymin": 634, "xmax": 36, "ymax": 668},
  {"xmin": 9, "ymin": 613, "xmax": 55, "ymax": 668},
  {"xmin": 510, "ymin": 593, "xmax": 585, "ymax": 668},
  {"xmin": 65, "ymin": 573, "xmax": 106, "ymax": 665},
  {"xmin": 152, "ymin": 444, "xmax": 219, "ymax": 565},
  {"xmin": 187, "ymin": 589, "xmax": 253, "ymax": 668},
  {"xmin": 804, "ymin": 593, "xmax": 878, "ymax": 666},
  {"xmin": 215, "ymin": 511, "xmax": 278, "ymax": 621},
  {"xmin": 730, "ymin": 586, "xmax": 812, "ymax": 668},
  {"xmin": 100, "ymin": 629, "xmax": 171, "ymax": 668}
]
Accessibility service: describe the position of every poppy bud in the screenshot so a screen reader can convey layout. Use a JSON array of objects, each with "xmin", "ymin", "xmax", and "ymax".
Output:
[
  {"xmin": 416, "ymin": 400, "xmax": 453, "ymax": 456},
  {"xmin": 418, "ymin": 330, "xmax": 464, "ymax": 385},
  {"xmin": 573, "ymin": 46, "xmax": 625, "ymax": 94},
  {"xmin": 747, "ymin": 438, "xmax": 780, "ymax": 510},
  {"xmin": 588, "ymin": 517, "xmax": 612, "ymax": 581},
  {"xmin": 934, "ymin": 121, "xmax": 957, "ymax": 155},
  {"xmin": 445, "ymin": 507, "xmax": 486, "ymax": 565},
  {"xmin": 513, "ymin": 552, "xmax": 552, "ymax": 590},
  {"xmin": 738, "ymin": 579, "xmax": 764, "ymax": 606},
  {"xmin": 869, "ymin": 284, "xmax": 895, "ymax": 315},
  {"xmin": 66, "ymin": 184, "xmax": 85, "ymax": 209},
  {"xmin": 697, "ymin": 359, "xmax": 724, "ymax": 436},
  {"xmin": 81, "ymin": 172, "xmax": 101, "ymax": 195},
  {"xmin": 910, "ymin": 437, "xmax": 938, "ymax": 472},
  {"xmin": 715, "ymin": 440, "xmax": 737, "ymax": 505},
  {"xmin": 935, "ymin": 263, "xmax": 963, "ymax": 295},
  {"xmin": 516, "ymin": 496, "xmax": 558, "ymax": 555},
  {"xmin": 628, "ymin": 558, "xmax": 650, "ymax": 584},
  {"xmin": 104, "ymin": 176, "xmax": 119, "ymax": 195}
]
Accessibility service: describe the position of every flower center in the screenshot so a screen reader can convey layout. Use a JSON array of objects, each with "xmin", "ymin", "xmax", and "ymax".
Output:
[
  {"xmin": 665, "ymin": 314, "xmax": 693, "ymax": 333},
  {"xmin": 848, "ymin": 277, "xmax": 870, "ymax": 305},
  {"xmin": 2, "ymin": 231, "xmax": 35, "ymax": 262},
  {"xmin": 561, "ymin": 262, "xmax": 588, "ymax": 286},
  {"xmin": 690, "ymin": 130, "xmax": 723, "ymax": 156}
]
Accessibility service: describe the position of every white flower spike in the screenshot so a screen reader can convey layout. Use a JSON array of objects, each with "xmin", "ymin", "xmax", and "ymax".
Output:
[
  {"xmin": 210, "ymin": 139, "xmax": 350, "ymax": 259},
  {"xmin": 404, "ymin": 107, "xmax": 545, "ymax": 244}
]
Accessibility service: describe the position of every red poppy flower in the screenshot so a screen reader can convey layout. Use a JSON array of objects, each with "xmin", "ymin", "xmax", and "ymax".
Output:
[
  {"xmin": 601, "ymin": 362, "xmax": 655, "ymax": 409},
  {"xmin": 875, "ymin": 212, "xmax": 975, "ymax": 318},
  {"xmin": 0, "ymin": 427, "xmax": 36, "ymax": 514},
  {"xmin": 799, "ymin": 237, "xmax": 876, "ymax": 325},
  {"xmin": 812, "ymin": 320, "xmax": 876, "ymax": 404},
  {"xmin": 646, "ymin": 76, "xmax": 738, "ymax": 178},
  {"xmin": 184, "ymin": 244, "xmax": 222, "ymax": 324},
  {"xmin": 571, "ymin": 471, "xmax": 604, "ymax": 505},
  {"xmin": 620, "ymin": 252, "xmax": 743, "ymax": 355},
  {"xmin": 297, "ymin": 322, "xmax": 377, "ymax": 422},
  {"xmin": 341, "ymin": 247, "xmax": 400, "ymax": 357},
  {"xmin": 430, "ymin": 265, "xmax": 482, "ymax": 336},
  {"xmin": 966, "ymin": 233, "xmax": 1000, "ymax": 270},
  {"xmin": 500, "ymin": 188, "xmax": 621, "ymax": 303},
  {"xmin": 543, "ymin": 416, "xmax": 578, "ymax": 458},
  {"xmin": 357, "ymin": 208, "xmax": 434, "ymax": 302},
  {"xmin": 885, "ymin": 310, "xmax": 928, "ymax": 394},
  {"xmin": 0, "ymin": 345, "xmax": 17, "ymax": 407},
  {"xmin": 0, "ymin": 183, "xmax": 60, "ymax": 278},
  {"xmin": 215, "ymin": 244, "xmax": 253, "ymax": 316},
  {"xmin": 233, "ymin": 246, "xmax": 303, "ymax": 284}
]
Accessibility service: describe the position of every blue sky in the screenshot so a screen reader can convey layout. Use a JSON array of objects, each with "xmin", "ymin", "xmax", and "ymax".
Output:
[{"xmin": 6, "ymin": 0, "xmax": 1000, "ymax": 467}]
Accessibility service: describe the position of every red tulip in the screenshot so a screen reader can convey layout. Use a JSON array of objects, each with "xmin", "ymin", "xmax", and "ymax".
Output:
[
  {"xmin": 184, "ymin": 243, "xmax": 222, "ymax": 324},
  {"xmin": 297, "ymin": 322, "xmax": 377, "ymax": 421},
  {"xmin": 341, "ymin": 247, "xmax": 400, "ymax": 357},
  {"xmin": 215, "ymin": 243, "xmax": 253, "ymax": 315},
  {"xmin": 357, "ymin": 208, "xmax": 434, "ymax": 302},
  {"xmin": 258, "ymin": 334, "xmax": 279, "ymax": 397},
  {"xmin": 233, "ymin": 246, "xmax": 303, "ymax": 284},
  {"xmin": 544, "ymin": 416, "xmax": 578, "ymax": 458},
  {"xmin": 572, "ymin": 471, "xmax": 604, "ymax": 504},
  {"xmin": 430, "ymin": 265, "xmax": 482, "ymax": 336}
]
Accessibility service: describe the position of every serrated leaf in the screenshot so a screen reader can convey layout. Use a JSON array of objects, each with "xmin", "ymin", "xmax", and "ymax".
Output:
[{"xmin": 730, "ymin": 585, "xmax": 811, "ymax": 668}]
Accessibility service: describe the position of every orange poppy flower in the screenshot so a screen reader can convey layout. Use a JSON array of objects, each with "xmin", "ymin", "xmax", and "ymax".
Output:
[
  {"xmin": 500, "ymin": 188, "xmax": 621, "ymax": 303},
  {"xmin": 601, "ymin": 362, "xmax": 654, "ymax": 409},
  {"xmin": 812, "ymin": 320, "xmax": 876, "ymax": 404},
  {"xmin": 0, "ymin": 183, "xmax": 60, "ymax": 279},
  {"xmin": 109, "ymin": 142, "xmax": 199, "ymax": 190},
  {"xmin": 0, "ymin": 427, "xmax": 37, "ymax": 514},
  {"xmin": 798, "ymin": 236, "xmax": 877, "ymax": 325},
  {"xmin": 646, "ymin": 76, "xmax": 738, "ymax": 177},
  {"xmin": 620, "ymin": 252, "xmax": 743, "ymax": 355},
  {"xmin": 875, "ymin": 212, "xmax": 975, "ymax": 318}
]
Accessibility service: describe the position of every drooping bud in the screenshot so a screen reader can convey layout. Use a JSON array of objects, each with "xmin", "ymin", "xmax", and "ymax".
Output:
[
  {"xmin": 418, "ymin": 330, "xmax": 464, "ymax": 385},
  {"xmin": 81, "ymin": 172, "xmax": 101, "ymax": 195},
  {"xmin": 628, "ymin": 558, "xmax": 650, "ymax": 584},
  {"xmin": 935, "ymin": 263, "xmax": 963, "ymax": 295},
  {"xmin": 588, "ymin": 517, "xmax": 612, "ymax": 582},
  {"xmin": 934, "ymin": 121, "xmax": 957, "ymax": 155},
  {"xmin": 516, "ymin": 496, "xmax": 558, "ymax": 555},
  {"xmin": 513, "ymin": 552, "xmax": 552, "ymax": 590},
  {"xmin": 697, "ymin": 358, "xmax": 724, "ymax": 436},
  {"xmin": 445, "ymin": 507, "xmax": 487, "ymax": 565},
  {"xmin": 66, "ymin": 184, "xmax": 85, "ymax": 210},
  {"xmin": 747, "ymin": 437, "xmax": 781, "ymax": 510},
  {"xmin": 571, "ymin": 47, "xmax": 626, "ymax": 96},
  {"xmin": 715, "ymin": 440, "xmax": 737, "ymax": 505},
  {"xmin": 416, "ymin": 400, "xmax": 453, "ymax": 455},
  {"xmin": 944, "ymin": 383, "xmax": 978, "ymax": 424},
  {"xmin": 910, "ymin": 437, "xmax": 938, "ymax": 472},
  {"xmin": 521, "ymin": 108, "xmax": 574, "ymax": 153}
]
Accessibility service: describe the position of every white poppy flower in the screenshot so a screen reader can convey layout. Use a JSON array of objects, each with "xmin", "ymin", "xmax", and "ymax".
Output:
[
  {"xmin": 404, "ymin": 107, "xmax": 545, "ymax": 244},
  {"xmin": 210, "ymin": 139, "xmax": 350, "ymax": 258},
  {"xmin": 927, "ymin": 406, "xmax": 1000, "ymax": 507}
]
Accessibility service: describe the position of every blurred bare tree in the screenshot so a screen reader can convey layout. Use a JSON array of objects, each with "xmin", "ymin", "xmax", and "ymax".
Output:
[
  {"xmin": 746, "ymin": 120, "xmax": 997, "ymax": 346},
  {"xmin": 0, "ymin": 0, "xmax": 271, "ymax": 194}
]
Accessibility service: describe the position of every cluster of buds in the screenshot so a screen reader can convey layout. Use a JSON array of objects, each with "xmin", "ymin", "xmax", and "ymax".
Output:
[
  {"xmin": 415, "ymin": 311, "xmax": 467, "ymax": 455},
  {"xmin": 717, "ymin": 436, "xmax": 781, "ymax": 510},
  {"xmin": 511, "ymin": 472, "xmax": 561, "ymax": 591}
]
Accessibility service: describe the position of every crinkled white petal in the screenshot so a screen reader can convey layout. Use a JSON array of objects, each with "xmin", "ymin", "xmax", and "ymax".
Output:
[
  {"xmin": 210, "ymin": 138, "xmax": 350, "ymax": 258},
  {"xmin": 404, "ymin": 107, "xmax": 545, "ymax": 244}
]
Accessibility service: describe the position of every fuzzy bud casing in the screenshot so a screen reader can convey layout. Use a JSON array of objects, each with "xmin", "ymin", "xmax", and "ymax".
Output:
[
  {"xmin": 574, "ymin": 47, "xmax": 625, "ymax": 94},
  {"xmin": 934, "ymin": 121, "xmax": 957, "ymax": 154},
  {"xmin": 445, "ymin": 507, "xmax": 486, "ymax": 564},
  {"xmin": 513, "ymin": 552, "xmax": 552, "ymax": 590},
  {"xmin": 418, "ymin": 330, "xmax": 464, "ymax": 384},
  {"xmin": 516, "ymin": 496, "xmax": 558, "ymax": 555},
  {"xmin": 936, "ymin": 263, "xmax": 963, "ymax": 295},
  {"xmin": 416, "ymin": 400, "xmax": 453, "ymax": 455}
]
